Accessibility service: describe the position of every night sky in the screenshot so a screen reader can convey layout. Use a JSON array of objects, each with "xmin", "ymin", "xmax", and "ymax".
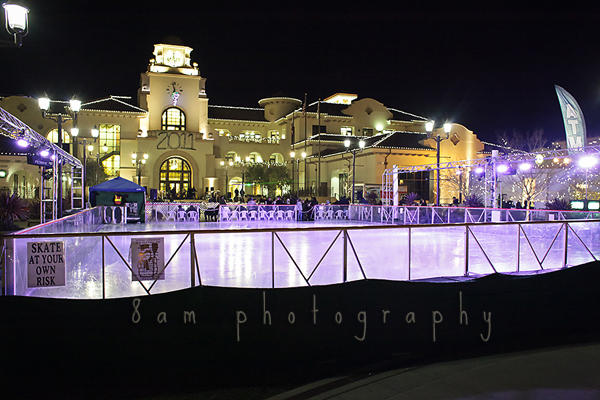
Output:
[{"xmin": 3, "ymin": 2, "xmax": 600, "ymax": 144}]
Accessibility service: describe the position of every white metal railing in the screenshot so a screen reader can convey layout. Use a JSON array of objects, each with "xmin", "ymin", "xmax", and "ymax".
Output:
[
  {"xmin": 348, "ymin": 204, "xmax": 600, "ymax": 225},
  {"xmin": 2, "ymin": 218, "xmax": 599, "ymax": 299}
]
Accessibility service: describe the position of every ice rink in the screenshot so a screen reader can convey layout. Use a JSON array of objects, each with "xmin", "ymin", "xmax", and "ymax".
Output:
[{"xmin": 8, "ymin": 216, "xmax": 600, "ymax": 299}]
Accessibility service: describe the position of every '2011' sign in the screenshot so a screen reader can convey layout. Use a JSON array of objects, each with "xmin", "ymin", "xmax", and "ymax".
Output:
[{"xmin": 157, "ymin": 131, "xmax": 195, "ymax": 150}]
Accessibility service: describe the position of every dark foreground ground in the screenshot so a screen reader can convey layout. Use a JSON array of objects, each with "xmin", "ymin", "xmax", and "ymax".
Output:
[{"xmin": 138, "ymin": 341, "xmax": 600, "ymax": 400}]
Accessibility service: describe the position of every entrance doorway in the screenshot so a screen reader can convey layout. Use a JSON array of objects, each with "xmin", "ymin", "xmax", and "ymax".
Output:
[{"xmin": 159, "ymin": 156, "xmax": 192, "ymax": 198}]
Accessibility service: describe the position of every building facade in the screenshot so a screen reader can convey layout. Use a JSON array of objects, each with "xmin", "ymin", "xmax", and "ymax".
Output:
[{"xmin": 0, "ymin": 42, "xmax": 486, "ymax": 204}]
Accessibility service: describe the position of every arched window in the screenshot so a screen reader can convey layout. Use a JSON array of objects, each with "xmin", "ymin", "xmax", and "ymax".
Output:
[
  {"xmin": 270, "ymin": 153, "xmax": 284, "ymax": 164},
  {"xmin": 248, "ymin": 152, "xmax": 263, "ymax": 163},
  {"xmin": 225, "ymin": 151, "xmax": 239, "ymax": 162},
  {"xmin": 159, "ymin": 156, "xmax": 192, "ymax": 196},
  {"xmin": 47, "ymin": 129, "xmax": 71, "ymax": 144},
  {"xmin": 161, "ymin": 107, "xmax": 186, "ymax": 131},
  {"xmin": 47, "ymin": 129, "xmax": 71, "ymax": 153}
]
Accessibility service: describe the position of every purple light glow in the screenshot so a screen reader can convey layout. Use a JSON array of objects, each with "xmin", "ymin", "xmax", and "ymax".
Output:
[
  {"xmin": 497, "ymin": 164, "xmax": 509, "ymax": 173},
  {"xmin": 519, "ymin": 162, "xmax": 532, "ymax": 171},
  {"xmin": 475, "ymin": 167, "xmax": 484, "ymax": 174},
  {"xmin": 578, "ymin": 155, "xmax": 598, "ymax": 169},
  {"xmin": 16, "ymin": 138, "xmax": 28, "ymax": 147},
  {"xmin": 39, "ymin": 149, "xmax": 49, "ymax": 157}
]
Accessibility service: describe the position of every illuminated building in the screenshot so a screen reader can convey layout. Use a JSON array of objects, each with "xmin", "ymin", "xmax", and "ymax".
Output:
[{"xmin": 0, "ymin": 42, "xmax": 486, "ymax": 203}]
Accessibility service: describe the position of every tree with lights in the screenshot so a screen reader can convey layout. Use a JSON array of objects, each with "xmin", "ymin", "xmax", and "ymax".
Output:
[{"xmin": 244, "ymin": 163, "xmax": 291, "ymax": 197}]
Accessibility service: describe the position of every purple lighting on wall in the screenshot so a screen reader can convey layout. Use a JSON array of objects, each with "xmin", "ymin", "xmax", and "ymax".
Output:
[{"xmin": 16, "ymin": 138, "xmax": 28, "ymax": 147}]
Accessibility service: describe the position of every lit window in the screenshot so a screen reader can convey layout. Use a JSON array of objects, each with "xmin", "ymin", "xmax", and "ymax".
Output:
[
  {"xmin": 159, "ymin": 156, "xmax": 192, "ymax": 195},
  {"xmin": 161, "ymin": 107, "xmax": 186, "ymax": 130},
  {"xmin": 248, "ymin": 152, "xmax": 263, "ymax": 163},
  {"xmin": 102, "ymin": 155, "xmax": 120, "ymax": 176},
  {"xmin": 341, "ymin": 127, "xmax": 353, "ymax": 136},
  {"xmin": 47, "ymin": 129, "xmax": 71, "ymax": 144},
  {"xmin": 225, "ymin": 151, "xmax": 237, "ymax": 162},
  {"xmin": 99, "ymin": 124, "xmax": 120, "ymax": 154}
]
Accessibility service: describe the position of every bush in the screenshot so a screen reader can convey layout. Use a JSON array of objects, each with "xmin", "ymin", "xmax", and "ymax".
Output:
[
  {"xmin": 402, "ymin": 192, "xmax": 420, "ymax": 205},
  {"xmin": 0, "ymin": 192, "xmax": 29, "ymax": 231},
  {"xmin": 545, "ymin": 198, "xmax": 571, "ymax": 210}
]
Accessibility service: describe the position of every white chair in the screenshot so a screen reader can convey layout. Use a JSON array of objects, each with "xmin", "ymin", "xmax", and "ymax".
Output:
[
  {"xmin": 315, "ymin": 207, "xmax": 324, "ymax": 220},
  {"xmin": 267, "ymin": 210, "xmax": 275, "ymax": 221},
  {"xmin": 259, "ymin": 210, "xmax": 268, "ymax": 220},
  {"xmin": 276, "ymin": 210, "xmax": 284, "ymax": 220},
  {"xmin": 220, "ymin": 208, "xmax": 230, "ymax": 221},
  {"xmin": 285, "ymin": 210, "xmax": 295, "ymax": 221},
  {"xmin": 166, "ymin": 210, "xmax": 177, "ymax": 222},
  {"xmin": 187, "ymin": 211, "xmax": 198, "ymax": 222},
  {"xmin": 249, "ymin": 210, "xmax": 258, "ymax": 221},
  {"xmin": 230, "ymin": 210, "xmax": 239, "ymax": 221},
  {"xmin": 240, "ymin": 210, "xmax": 248, "ymax": 221},
  {"xmin": 177, "ymin": 210, "xmax": 187, "ymax": 222},
  {"xmin": 335, "ymin": 210, "xmax": 344, "ymax": 219},
  {"xmin": 326, "ymin": 209, "xmax": 334, "ymax": 220}
]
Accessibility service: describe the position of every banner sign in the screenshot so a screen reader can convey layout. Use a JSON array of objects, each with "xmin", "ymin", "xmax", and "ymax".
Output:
[
  {"xmin": 27, "ymin": 241, "xmax": 66, "ymax": 288},
  {"xmin": 130, "ymin": 237, "xmax": 165, "ymax": 281},
  {"xmin": 27, "ymin": 154, "xmax": 53, "ymax": 168},
  {"xmin": 555, "ymin": 85, "xmax": 587, "ymax": 149}
]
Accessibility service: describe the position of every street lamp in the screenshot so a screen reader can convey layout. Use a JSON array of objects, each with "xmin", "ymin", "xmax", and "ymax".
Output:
[
  {"xmin": 2, "ymin": 2, "xmax": 28, "ymax": 47},
  {"xmin": 426, "ymin": 121, "xmax": 452, "ymax": 206},
  {"xmin": 344, "ymin": 138, "xmax": 366, "ymax": 203},
  {"xmin": 38, "ymin": 96, "xmax": 81, "ymax": 218},
  {"xmin": 131, "ymin": 152, "xmax": 149, "ymax": 185}
]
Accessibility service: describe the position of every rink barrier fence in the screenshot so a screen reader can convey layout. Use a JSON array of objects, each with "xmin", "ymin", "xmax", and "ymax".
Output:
[{"xmin": 2, "ymin": 217, "xmax": 599, "ymax": 298}]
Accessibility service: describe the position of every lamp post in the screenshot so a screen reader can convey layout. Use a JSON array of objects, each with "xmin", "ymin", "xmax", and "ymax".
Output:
[
  {"xmin": 131, "ymin": 152, "xmax": 149, "ymax": 186},
  {"xmin": 301, "ymin": 151, "xmax": 307, "ymax": 194},
  {"xmin": 78, "ymin": 127, "xmax": 99, "ymax": 206},
  {"xmin": 344, "ymin": 138, "xmax": 365, "ymax": 203},
  {"xmin": 2, "ymin": 2, "xmax": 28, "ymax": 47},
  {"xmin": 220, "ymin": 159, "xmax": 233, "ymax": 199},
  {"xmin": 290, "ymin": 151, "xmax": 296, "ymax": 195},
  {"xmin": 456, "ymin": 167, "xmax": 463, "ymax": 203},
  {"xmin": 38, "ymin": 97, "xmax": 81, "ymax": 218},
  {"xmin": 426, "ymin": 121, "xmax": 452, "ymax": 206}
]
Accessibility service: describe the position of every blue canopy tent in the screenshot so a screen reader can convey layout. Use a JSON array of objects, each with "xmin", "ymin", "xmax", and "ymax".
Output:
[{"xmin": 89, "ymin": 177, "xmax": 146, "ymax": 222}]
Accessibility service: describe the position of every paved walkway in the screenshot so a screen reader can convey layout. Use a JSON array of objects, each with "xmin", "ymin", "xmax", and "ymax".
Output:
[{"xmin": 267, "ymin": 342, "xmax": 600, "ymax": 400}]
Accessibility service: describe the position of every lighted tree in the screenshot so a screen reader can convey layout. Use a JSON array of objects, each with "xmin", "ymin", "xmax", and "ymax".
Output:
[
  {"xmin": 496, "ymin": 129, "xmax": 566, "ymax": 206},
  {"xmin": 245, "ymin": 163, "xmax": 291, "ymax": 196},
  {"xmin": 85, "ymin": 159, "xmax": 109, "ymax": 188}
]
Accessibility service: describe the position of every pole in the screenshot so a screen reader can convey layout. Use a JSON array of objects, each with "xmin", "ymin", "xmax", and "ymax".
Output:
[
  {"xmin": 352, "ymin": 150, "xmax": 356, "ymax": 204},
  {"xmin": 585, "ymin": 169, "xmax": 589, "ymax": 201},
  {"xmin": 57, "ymin": 115, "xmax": 63, "ymax": 218},
  {"xmin": 317, "ymin": 99, "xmax": 321, "ymax": 196},
  {"xmin": 436, "ymin": 136, "xmax": 440, "ymax": 206},
  {"xmin": 82, "ymin": 140, "xmax": 87, "ymax": 206}
]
